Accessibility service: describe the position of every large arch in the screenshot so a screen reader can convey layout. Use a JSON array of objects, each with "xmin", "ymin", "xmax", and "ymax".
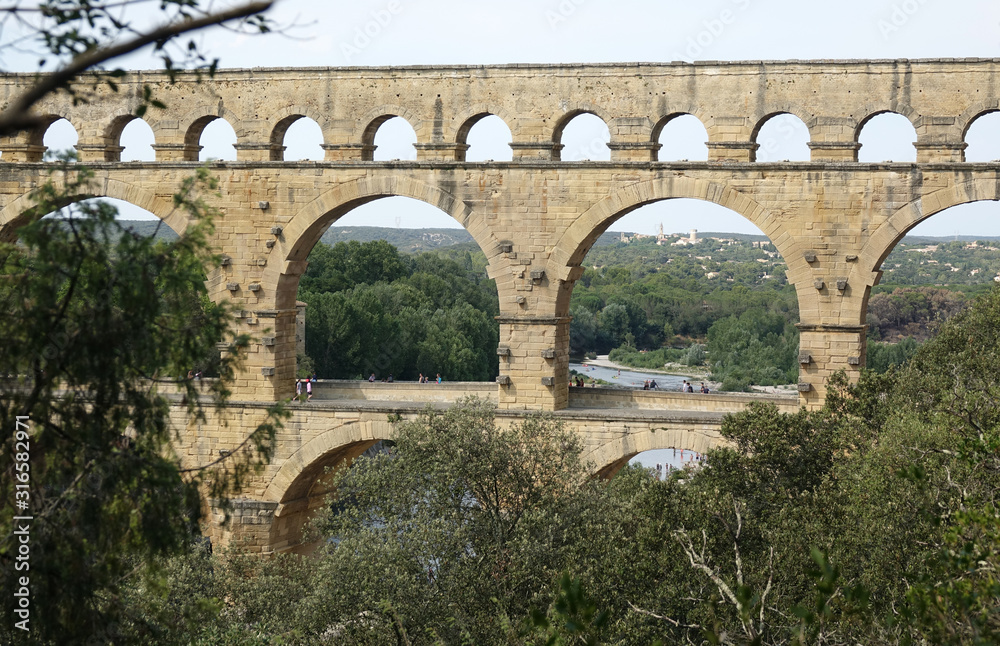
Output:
[
  {"xmin": 263, "ymin": 419, "xmax": 397, "ymax": 504},
  {"xmin": 273, "ymin": 175, "xmax": 510, "ymax": 296},
  {"xmin": 266, "ymin": 176, "xmax": 514, "ymax": 396},
  {"xmin": 0, "ymin": 176, "xmax": 186, "ymax": 242},
  {"xmin": 550, "ymin": 176, "xmax": 782, "ymax": 317},
  {"xmin": 264, "ymin": 418, "xmax": 397, "ymax": 552},
  {"xmin": 851, "ymin": 179, "xmax": 1000, "ymax": 298}
]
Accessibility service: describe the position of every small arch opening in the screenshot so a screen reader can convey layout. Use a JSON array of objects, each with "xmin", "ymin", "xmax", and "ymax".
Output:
[
  {"xmin": 857, "ymin": 112, "xmax": 917, "ymax": 162},
  {"xmin": 654, "ymin": 114, "xmax": 708, "ymax": 162},
  {"xmin": 557, "ymin": 112, "xmax": 610, "ymax": 161},
  {"xmin": 753, "ymin": 113, "xmax": 810, "ymax": 162},
  {"xmin": 119, "ymin": 118, "xmax": 155, "ymax": 162},
  {"xmin": 460, "ymin": 114, "xmax": 513, "ymax": 162},
  {"xmin": 276, "ymin": 115, "xmax": 324, "ymax": 161},
  {"xmin": 43, "ymin": 118, "xmax": 79, "ymax": 160},
  {"xmin": 366, "ymin": 116, "xmax": 417, "ymax": 161},
  {"xmin": 198, "ymin": 117, "xmax": 238, "ymax": 161},
  {"xmin": 963, "ymin": 111, "xmax": 1000, "ymax": 162}
]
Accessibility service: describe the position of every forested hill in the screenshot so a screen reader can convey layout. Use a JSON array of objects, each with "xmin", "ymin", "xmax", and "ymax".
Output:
[
  {"xmin": 108, "ymin": 221, "xmax": 999, "ymax": 254},
  {"xmin": 320, "ymin": 226, "xmax": 474, "ymax": 251}
]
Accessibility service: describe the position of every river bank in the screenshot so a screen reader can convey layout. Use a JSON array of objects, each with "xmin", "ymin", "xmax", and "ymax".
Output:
[
  {"xmin": 571, "ymin": 355, "xmax": 719, "ymax": 391},
  {"xmin": 576, "ymin": 355, "xmax": 796, "ymax": 395}
]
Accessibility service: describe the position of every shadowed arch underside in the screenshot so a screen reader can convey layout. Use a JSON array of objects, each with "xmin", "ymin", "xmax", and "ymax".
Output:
[{"xmin": 264, "ymin": 419, "xmax": 396, "ymax": 553}]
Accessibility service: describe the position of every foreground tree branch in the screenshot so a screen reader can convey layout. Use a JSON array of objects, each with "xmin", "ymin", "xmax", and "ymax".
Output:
[{"xmin": 0, "ymin": 0, "xmax": 272, "ymax": 136}]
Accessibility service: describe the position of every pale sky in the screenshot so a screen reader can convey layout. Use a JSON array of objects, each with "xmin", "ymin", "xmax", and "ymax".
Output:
[{"xmin": 21, "ymin": 0, "xmax": 1000, "ymax": 236}]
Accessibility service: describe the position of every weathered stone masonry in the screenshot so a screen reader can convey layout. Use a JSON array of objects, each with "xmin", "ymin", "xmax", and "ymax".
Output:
[
  {"xmin": 2, "ymin": 59, "xmax": 997, "ymax": 409},
  {"xmin": 2, "ymin": 59, "xmax": 1000, "ymax": 550}
]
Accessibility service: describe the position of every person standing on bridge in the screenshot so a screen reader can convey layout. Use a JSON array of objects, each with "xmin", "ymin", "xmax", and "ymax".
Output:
[{"xmin": 306, "ymin": 379, "xmax": 313, "ymax": 401}]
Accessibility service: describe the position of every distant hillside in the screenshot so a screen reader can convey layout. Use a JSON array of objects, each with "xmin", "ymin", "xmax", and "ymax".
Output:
[
  {"xmin": 900, "ymin": 234, "xmax": 1000, "ymax": 245},
  {"xmin": 107, "ymin": 221, "xmax": 999, "ymax": 253},
  {"xmin": 46, "ymin": 218, "xmax": 179, "ymax": 243},
  {"xmin": 320, "ymin": 226, "xmax": 473, "ymax": 252}
]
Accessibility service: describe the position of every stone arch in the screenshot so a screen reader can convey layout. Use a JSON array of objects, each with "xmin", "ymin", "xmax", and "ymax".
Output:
[
  {"xmin": 651, "ymin": 112, "xmax": 710, "ymax": 161},
  {"xmin": 38, "ymin": 114, "xmax": 79, "ymax": 156},
  {"xmin": 959, "ymin": 105, "xmax": 1000, "ymax": 162},
  {"xmin": 551, "ymin": 177, "xmax": 778, "ymax": 280},
  {"xmin": 156, "ymin": 106, "xmax": 246, "ymax": 161},
  {"xmin": 852, "ymin": 105, "xmax": 918, "ymax": 141},
  {"xmin": 651, "ymin": 111, "xmax": 710, "ymax": 142},
  {"xmin": 102, "ymin": 112, "xmax": 152, "ymax": 162},
  {"xmin": 269, "ymin": 175, "xmax": 513, "ymax": 308},
  {"xmin": 0, "ymin": 176, "xmax": 186, "ymax": 242},
  {"xmin": 550, "ymin": 177, "xmax": 798, "ymax": 320},
  {"xmin": 454, "ymin": 105, "xmax": 516, "ymax": 161},
  {"xmin": 551, "ymin": 105, "xmax": 612, "ymax": 161},
  {"xmin": 269, "ymin": 109, "xmax": 327, "ymax": 161},
  {"xmin": 261, "ymin": 175, "xmax": 513, "ymax": 400},
  {"xmin": 583, "ymin": 424, "xmax": 724, "ymax": 479},
  {"xmin": 263, "ymin": 419, "xmax": 397, "ymax": 504},
  {"xmin": 263, "ymin": 419, "xmax": 397, "ymax": 552},
  {"xmin": 851, "ymin": 179, "xmax": 1000, "ymax": 297},
  {"xmin": 353, "ymin": 105, "xmax": 423, "ymax": 160},
  {"xmin": 750, "ymin": 110, "xmax": 815, "ymax": 162},
  {"xmin": 959, "ymin": 101, "xmax": 1000, "ymax": 140}
]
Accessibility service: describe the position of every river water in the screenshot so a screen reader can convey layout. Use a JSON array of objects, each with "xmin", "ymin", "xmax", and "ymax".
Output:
[{"xmin": 569, "ymin": 362, "xmax": 708, "ymax": 392}]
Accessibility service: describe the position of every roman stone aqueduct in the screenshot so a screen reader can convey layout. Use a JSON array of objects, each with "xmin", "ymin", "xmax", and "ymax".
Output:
[{"xmin": 1, "ymin": 59, "xmax": 998, "ymax": 551}]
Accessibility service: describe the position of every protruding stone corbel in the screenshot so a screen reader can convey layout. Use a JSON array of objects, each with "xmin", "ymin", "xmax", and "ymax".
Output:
[
  {"xmin": 797, "ymin": 382, "xmax": 812, "ymax": 392},
  {"xmin": 496, "ymin": 346, "xmax": 510, "ymax": 357},
  {"xmin": 813, "ymin": 279, "xmax": 825, "ymax": 290},
  {"xmin": 540, "ymin": 376, "xmax": 555, "ymax": 386},
  {"xmin": 798, "ymin": 352, "xmax": 812, "ymax": 365},
  {"xmin": 261, "ymin": 367, "xmax": 275, "ymax": 376},
  {"xmin": 496, "ymin": 375, "xmax": 511, "ymax": 385}
]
